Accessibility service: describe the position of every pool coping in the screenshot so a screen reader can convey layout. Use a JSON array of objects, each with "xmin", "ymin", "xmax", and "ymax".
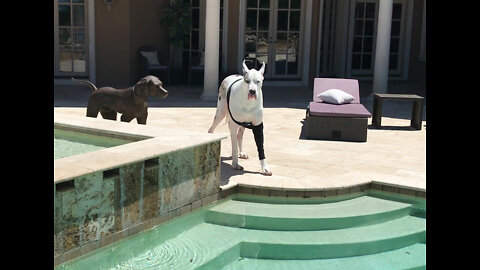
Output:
[
  {"xmin": 54, "ymin": 112, "xmax": 425, "ymax": 193},
  {"xmin": 220, "ymin": 180, "xmax": 425, "ymax": 199},
  {"xmin": 54, "ymin": 113, "xmax": 227, "ymax": 183}
]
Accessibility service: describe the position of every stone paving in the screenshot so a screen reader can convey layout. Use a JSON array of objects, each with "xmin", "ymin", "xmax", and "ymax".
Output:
[{"xmin": 54, "ymin": 81, "xmax": 426, "ymax": 193}]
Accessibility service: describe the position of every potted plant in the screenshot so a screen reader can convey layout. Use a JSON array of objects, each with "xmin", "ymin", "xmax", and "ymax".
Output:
[{"xmin": 160, "ymin": 0, "xmax": 191, "ymax": 71}]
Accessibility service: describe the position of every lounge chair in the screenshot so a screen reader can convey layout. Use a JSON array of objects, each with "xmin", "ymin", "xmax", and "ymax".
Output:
[
  {"xmin": 305, "ymin": 78, "xmax": 372, "ymax": 142},
  {"xmin": 137, "ymin": 45, "xmax": 170, "ymax": 84}
]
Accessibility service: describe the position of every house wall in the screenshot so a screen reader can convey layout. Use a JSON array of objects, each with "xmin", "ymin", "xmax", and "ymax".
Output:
[
  {"xmin": 91, "ymin": 0, "xmax": 425, "ymax": 89},
  {"xmin": 94, "ymin": 0, "xmax": 131, "ymax": 87},
  {"xmin": 94, "ymin": 0, "xmax": 170, "ymax": 87},
  {"xmin": 129, "ymin": 0, "xmax": 171, "ymax": 83}
]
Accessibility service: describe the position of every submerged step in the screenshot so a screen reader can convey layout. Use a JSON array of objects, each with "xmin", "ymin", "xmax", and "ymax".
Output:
[
  {"xmin": 219, "ymin": 243, "xmax": 426, "ymax": 270},
  {"xmin": 206, "ymin": 195, "xmax": 412, "ymax": 230},
  {"xmin": 196, "ymin": 215, "xmax": 425, "ymax": 266}
]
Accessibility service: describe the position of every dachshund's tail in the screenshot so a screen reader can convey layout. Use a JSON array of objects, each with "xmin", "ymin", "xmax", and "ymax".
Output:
[{"xmin": 71, "ymin": 77, "xmax": 97, "ymax": 91}]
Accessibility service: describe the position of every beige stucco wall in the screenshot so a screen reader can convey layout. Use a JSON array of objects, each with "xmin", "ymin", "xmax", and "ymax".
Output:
[
  {"xmin": 94, "ymin": 0, "xmax": 131, "ymax": 87},
  {"xmin": 94, "ymin": 0, "xmax": 170, "ymax": 87},
  {"xmin": 129, "ymin": 0, "xmax": 170, "ymax": 83},
  {"xmin": 91, "ymin": 0, "xmax": 425, "ymax": 89}
]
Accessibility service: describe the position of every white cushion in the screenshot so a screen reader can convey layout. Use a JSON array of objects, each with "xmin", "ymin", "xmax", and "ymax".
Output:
[
  {"xmin": 140, "ymin": 51, "xmax": 160, "ymax": 66},
  {"xmin": 317, "ymin": 89, "xmax": 355, "ymax": 105}
]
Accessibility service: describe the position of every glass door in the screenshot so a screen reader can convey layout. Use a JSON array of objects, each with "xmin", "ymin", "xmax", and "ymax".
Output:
[
  {"xmin": 349, "ymin": 0, "xmax": 406, "ymax": 76},
  {"xmin": 244, "ymin": 0, "xmax": 303, "ymax": 79},
  {"xmin": 54, "ymin": 0, "xmax": 88, "ymax": 77}
]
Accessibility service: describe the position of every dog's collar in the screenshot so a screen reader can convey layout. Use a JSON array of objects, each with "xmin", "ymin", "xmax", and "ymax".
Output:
[
  {"xmin": 226, "ymin": 78, "xmax": 260, "ymax": 129},
  {"xmin": 132, "ymin": 85, "xmax": 141, "ymax": 97}
]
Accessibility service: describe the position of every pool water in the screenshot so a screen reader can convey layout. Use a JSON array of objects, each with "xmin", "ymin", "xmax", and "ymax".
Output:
[
  {"xmin": 56, "ymin": 191, "xmax": 426, "ymax": 270},
  {"xmin": 54, "ymin": 129, "xmax": 132, "ymax": 160}
]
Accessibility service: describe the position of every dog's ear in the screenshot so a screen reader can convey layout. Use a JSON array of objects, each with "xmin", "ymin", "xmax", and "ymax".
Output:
[
  {"xmin": 134, "ymin": 78, "xmax": 149, "ymax": 97},
  {"xmin": 259, "ymin": 62, "xmax": 266, "ymax": 75},
  {"xmin": 242, "ymin": 60, "xmax": 250, "ymax": 76}
]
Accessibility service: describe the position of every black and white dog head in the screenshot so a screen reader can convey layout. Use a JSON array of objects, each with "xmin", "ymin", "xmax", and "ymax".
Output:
[{"xmin": 242, "ymin": 60, "xmax": 265, "ymax": 101}]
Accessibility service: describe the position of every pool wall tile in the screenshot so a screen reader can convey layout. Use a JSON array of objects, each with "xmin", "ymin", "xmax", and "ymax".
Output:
[
  {"xmin": 120, "ymin": 162, "xmax": 143, "ymax": 229},
  {"xmin": 142, "ymin": 164, "xmax": 160, "ymax": 221},
  {"xmin": 55, "ymin": 140, "xmax": 223, "ymax": 266}
]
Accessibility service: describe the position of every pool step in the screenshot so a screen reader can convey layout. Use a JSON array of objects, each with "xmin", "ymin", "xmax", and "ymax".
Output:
[
  {"xmin": 220, "ymin": 243, "xmax": 426, "ymax": 270},
  {"xmin": 195, "ymin": 214, "xmax": 425, "ymax": 269},
  {"xmin": 205, "ymin": 195, "xmax": 412, "ymax": 230}
]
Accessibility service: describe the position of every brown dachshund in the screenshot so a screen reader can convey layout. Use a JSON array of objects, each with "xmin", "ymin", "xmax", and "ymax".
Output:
[{"xmin": 71, "ymin": 75, "xmax": 168, "ymax": 124}]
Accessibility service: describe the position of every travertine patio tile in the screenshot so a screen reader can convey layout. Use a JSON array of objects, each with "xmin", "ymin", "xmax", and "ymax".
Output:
[{"xmin": 55, "ymin": 107, "xmax": 426, "ymax": 192}]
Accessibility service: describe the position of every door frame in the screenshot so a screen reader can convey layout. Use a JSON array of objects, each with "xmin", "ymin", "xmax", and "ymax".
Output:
[
  {"xmin": 345, "ymin": 0, "xmax": 413, "ymax": 80},
  {"xmin": 54, "ymin": 0, "xmax": 96, "ymax": 85},
  {"xmin": 238, "ymin": 0, "xmax": 313, "ymax": 86}
]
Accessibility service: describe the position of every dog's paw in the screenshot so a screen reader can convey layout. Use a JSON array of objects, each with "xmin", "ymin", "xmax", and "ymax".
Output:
[
  {"xmin": 239, "ymin": 152, "xmax": 249, "ymax": 159},
  {"xmin": 232, "ymin": 163, "xmax": 244, "ymax": 171},
  {"xmin": 208, "ymin": 128, "xmax": 214, "ymax": 133},
  {"xmin": 260, "ymin": 159, "xmax": 272, "ymax": 176},
  {"xmin": 261, "ymin": 168, "xmax": 272, "ymax": 176}
]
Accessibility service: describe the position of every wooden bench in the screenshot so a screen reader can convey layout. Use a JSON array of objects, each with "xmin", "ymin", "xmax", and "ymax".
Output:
[{"xmin": 372, "ymin": 93, "xmax": 424, "ymax": 130}]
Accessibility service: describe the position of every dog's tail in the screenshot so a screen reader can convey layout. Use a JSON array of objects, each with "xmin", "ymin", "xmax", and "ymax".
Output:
[{"xmin": 71, "ymin": 77, "xmax": 97, "ymax": 91}]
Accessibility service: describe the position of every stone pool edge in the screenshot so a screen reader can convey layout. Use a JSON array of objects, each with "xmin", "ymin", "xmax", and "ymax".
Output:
[{"xmin": 54, "ymin": 112, "xmax": 227, "ymax": 266}]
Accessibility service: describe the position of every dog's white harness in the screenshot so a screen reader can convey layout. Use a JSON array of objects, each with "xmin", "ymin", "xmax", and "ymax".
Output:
[{"xmin": 226, "ymin": 77, "xmax": 265, "ymax": 160}]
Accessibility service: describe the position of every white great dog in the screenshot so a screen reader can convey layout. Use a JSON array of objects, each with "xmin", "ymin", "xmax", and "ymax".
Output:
[{"xmin": 208, "ymin": 60, "xmax": 272, "ymax": 176}]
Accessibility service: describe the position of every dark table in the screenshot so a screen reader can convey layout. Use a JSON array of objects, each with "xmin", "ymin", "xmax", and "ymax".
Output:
[{"xmin": 372, "ymin": 93, "xmax": 424, "ymax": 130}]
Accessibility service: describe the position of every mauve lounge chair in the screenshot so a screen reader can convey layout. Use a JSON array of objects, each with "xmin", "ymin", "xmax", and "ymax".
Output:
[{"xmin": 305, "ymin": 78, "xmax": 372, "ymax": 142}]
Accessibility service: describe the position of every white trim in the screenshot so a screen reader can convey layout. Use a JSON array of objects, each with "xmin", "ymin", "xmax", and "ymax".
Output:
[
  {"xmin": 301, "ymin": 0, "xmax": 312, "ymax": 86},
  {"xmin": 88, "ymin": 0, "xmax": 96, "ymax": 84},
  {"xmin": 237, "ymin": 0, "xmax": 310, "ymax": 86},
  {"xmin": 237, "ymin": 0, "xmax": 246, "ymax": 73},
  {"xmin": 222, "ymin": 0, "xmax": 229, "ymax": 73},
  {"xmin": 346, "ymin": 0, "xmax": 412, "ymax": 79},
  {"xmin": 201, "ymin": 0, "xmax": 220, "ymax": 101},
  {"xmin": 316, "ymin": 0, "xmax": 325, "ymax": 78},
  {"xmin": 373, "ymin": 0, "xmax": 393, "ymax": 93}
]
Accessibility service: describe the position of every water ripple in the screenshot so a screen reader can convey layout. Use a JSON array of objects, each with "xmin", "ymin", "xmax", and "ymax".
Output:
[{"xmin": 112, "ymin": 233, "xmax": 207, "ymax": 270}]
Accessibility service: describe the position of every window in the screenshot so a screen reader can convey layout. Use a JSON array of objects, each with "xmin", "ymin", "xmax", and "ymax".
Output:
[
  {"xmin": 351, "ymin": 1, "xmax": 376, "ymax": 73},
  {"xmin": 182, "ymin": 0, "xmax": 225, "ymax": 84},
  {"xmin": 318, "ymin": 0, "xmax": 338, "ymax": 75},
  {"xmin": 55, "ymin": 0, "xmax": 88, "ymax": 75},
  {"xmin": 349, "ymin": 0, "xmax": 406, "ymax": 76}
]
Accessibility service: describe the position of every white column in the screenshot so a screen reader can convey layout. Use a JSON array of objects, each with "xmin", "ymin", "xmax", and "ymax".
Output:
[
  {"xmin": 88, "ymin": 0, "xmax": 96, "ymax": 84},
  {"xmin": 201, "ymin": 0, "xmax": 220, "ymax": 101},
  {"xmin": 373, "ymin": 0, "xmax": 393, "ymax": 94}
]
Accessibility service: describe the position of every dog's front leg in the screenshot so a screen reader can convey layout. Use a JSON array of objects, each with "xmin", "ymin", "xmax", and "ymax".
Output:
[
  {"xmin": 135, "ymin": 110, "xmax": 148, "ymax": 125},
  {"xmin": 120, "ymin": 114, "xmax": 135, "ymax": 123},
  {"xmin": 228, "ymin": 121, "xmax": 244, "ymax": 170},
  {"xmin": 252, "ymin": 123, "xmax": 272, "ymax": 176},
  {"xmin": 237, "ymin": 127, "xmax": 249, "ymax": 159}
]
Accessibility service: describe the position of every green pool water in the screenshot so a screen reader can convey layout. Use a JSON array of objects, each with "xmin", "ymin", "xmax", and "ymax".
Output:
[
  {"xmin": 56, "ymin": 191, "xmax": 426, "ymax": 270},
  {"xmin": 54, "ymin": 129, "xmax": 132, "ymax": 160}
]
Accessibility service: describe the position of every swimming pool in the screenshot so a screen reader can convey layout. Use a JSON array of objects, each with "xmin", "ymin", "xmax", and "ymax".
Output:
[
  {"xmin": 54, "ymin": 128, "xmax": 133, "ymax": 160},
  {"xmin": 55, "ymin": 191, "xmax": 426, "ymax": 269}
]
